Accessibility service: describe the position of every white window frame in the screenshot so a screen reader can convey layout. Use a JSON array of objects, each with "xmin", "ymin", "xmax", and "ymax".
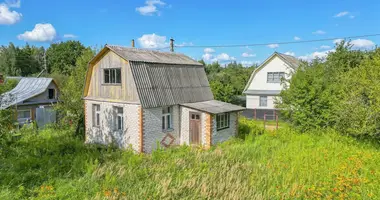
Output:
[
  {"xmin": 93, "ymin": 104, "xmax": 101, "ymax": 127},
  {"xmin": 114, "ymin": 106, "xmax": 124, "ymax": 131},
  {"xmin": 259, "ymin": 96, "xmax": 268, "ymax": 107},
  {"xmin": 162, "ymin": 106, "xmax": 173, "ymax": 131},
  {"xmin": 267, "ymin": 72, "xmax": 285, "ymax": 83},
  {"xmin": 216, "ymin": 113, "xmax": 230, "ymax": 130}
]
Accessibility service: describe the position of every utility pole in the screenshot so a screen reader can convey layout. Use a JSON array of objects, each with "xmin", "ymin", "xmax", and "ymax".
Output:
[
  {"xmin": 170, "ymin": 38, "xmax": 175, "ymax": 52},
  {"xmin": 37, "ymin": 49, "xmax": 47, "ymax": 78}
]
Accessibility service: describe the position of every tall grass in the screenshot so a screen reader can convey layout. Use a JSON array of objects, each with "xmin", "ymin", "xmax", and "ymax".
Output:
[{"xmin": 1, "ymin": 120, "xmax": 379, "ymax": 199}]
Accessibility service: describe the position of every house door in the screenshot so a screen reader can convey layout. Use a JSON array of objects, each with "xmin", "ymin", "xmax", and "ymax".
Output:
[{"xmin": 189, "ymin": 112, "xmax": 201, "ymax": 145}]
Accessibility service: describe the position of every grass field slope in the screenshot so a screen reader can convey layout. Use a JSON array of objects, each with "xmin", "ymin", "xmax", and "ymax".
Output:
[{"xmin": 1, "ymin": 119, "xmax": 380, "ymax": 199}]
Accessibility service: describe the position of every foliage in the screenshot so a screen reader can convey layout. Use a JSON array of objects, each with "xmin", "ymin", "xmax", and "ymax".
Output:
[
  {"xmin": 278, "ymin": 42, "xmax": 373, "ymax": 133},
  {"xmin": 203, "ymin": 61, "xmax": 256, "ymax": 105},
  {"xmin": 0, "ymin": 80, "xmax": 18, "ymax": 143},
  {"xmin": 46, "ymin": 41, "xmax": 86, "ymax": 75},
  {"xmin": 334, "ymin": 48, "xmax": 380, "ymax": 138},
  {"xmin": 54, "ymin": 48, "xmax": 95, "ymax": 136},
  {"xmin": 0, "ymin": 43, "xmax": 45, "ymax": 76},
  {"xmin": 1, "ymin": 121, "xmax": 380, "ymax": 199}
]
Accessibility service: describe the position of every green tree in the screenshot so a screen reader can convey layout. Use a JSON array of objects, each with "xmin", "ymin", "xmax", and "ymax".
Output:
[{"xmin": 46, "ymin": 41, "xmax": 86, "ymax": 75}]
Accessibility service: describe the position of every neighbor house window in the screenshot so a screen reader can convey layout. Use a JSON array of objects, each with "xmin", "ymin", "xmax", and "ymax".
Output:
[
  {"xmin": 104, "ymin": 68, "xmax": 121, "ymax": 84},
  {"xmin": 267, "ymin": 72, "xmax": 285, "ymax": 83},
  {"xmin": 114, "ymin": 107, "xmax": 124, "ymax": 131},
  {"xmin": 162, "ymin": 106, "xmax": 173, "ymax": 130},
  {"xmin": 216, "ymin": 113, "xmax": 230, "ymax": 130},
  {"xmin": 259, "ymin": 96, "xmax": 267, "ymax": 107},
  {"xmin": 92, "ymin": 104, "xmax": 100, "ymax": 127},
  {"xmin": 17, "ymin": 110, "xmax": 31, "ymax": 120},
  {"xmin": 48, "ymin": 89, "xmax": 55, "ymax": 99}
]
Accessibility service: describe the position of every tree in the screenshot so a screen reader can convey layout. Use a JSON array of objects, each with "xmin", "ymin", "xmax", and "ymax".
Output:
[
  {"xmin": 55, "ymin": 48, "xmax": 95, "ymax": 136},
  {"xmin": 46, "ymin": 41, "xmax": 86, "ymax": 75}
]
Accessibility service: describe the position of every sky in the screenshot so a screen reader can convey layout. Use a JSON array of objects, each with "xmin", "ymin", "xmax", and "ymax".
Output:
[{"xmin": 1, "ymin": 0, "xmax": 380, "ymax": 66}]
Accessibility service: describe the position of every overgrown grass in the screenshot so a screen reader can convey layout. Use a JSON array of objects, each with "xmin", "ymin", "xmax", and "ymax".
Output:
[{"xmin": 1, "ymin": 120, "xmax": 380, "ymax": 199}]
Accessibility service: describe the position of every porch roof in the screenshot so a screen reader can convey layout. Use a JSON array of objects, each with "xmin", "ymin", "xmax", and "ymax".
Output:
[{"xmin": 180, "ymin": 100, "xmax": 245, "ymax": 114}]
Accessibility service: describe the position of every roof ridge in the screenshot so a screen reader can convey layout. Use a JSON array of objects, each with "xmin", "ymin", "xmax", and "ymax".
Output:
[{"xmin": 106, "ymin": 44, "xmax": 186, "ymax": 56}]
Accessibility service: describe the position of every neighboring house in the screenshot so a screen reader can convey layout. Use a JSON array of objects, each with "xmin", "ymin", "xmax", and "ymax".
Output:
[
  {"xmin": 243, "ymin": 52, "xmax": 300, "ymax": 119},
  {"xmin": 83, "ymin": 45, "xmax": 245, "ymax": 153},
  {"xmin": 0, "ymin": 78, "xmax": 59, "ymax": 127}
]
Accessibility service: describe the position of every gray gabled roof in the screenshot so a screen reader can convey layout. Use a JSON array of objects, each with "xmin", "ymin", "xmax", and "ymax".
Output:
[
  {"xmin": 106, "ymin": 45, "xmax": 202, "ymax": 66},
  {"xmin": 0, "ymin": 78, "xmax": 55, "ymax": 109},
  {"xmin": 277, "ymin": 53, "xmax": 301, "ymax": 69},
  {"xmin": 181, "ymin": 100, "xmax": 245, "ymax": 114},
  {"xmin": 129, "ymin": 61, "xmax": 214, "ymax": 108}
]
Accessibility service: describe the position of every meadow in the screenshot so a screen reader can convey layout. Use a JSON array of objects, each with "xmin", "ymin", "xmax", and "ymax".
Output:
[{"xmin": 1, "ymin": 118, "xmax": 379, "ymax": 199}]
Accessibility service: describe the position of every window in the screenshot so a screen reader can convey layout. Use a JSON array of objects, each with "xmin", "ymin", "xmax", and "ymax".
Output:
[
  {"xmin": 162, "ymin": 106, "xmax": 173, "ymax": 130},
  {"xmin": 267, "ymin": 72, "xmax": 285, "ymax": 83},
  {"xmin": 92, "ymin": 104, "xmax": 100, "ymax": 127},
  {"xmin": 114, "ymin": 107, "xmax": 124, "ymax": 131},
  {"xmin": 259, "ymin": 96, "xmax": 267, "ymax": 107},
  {"xmin": 17, "ymin": 110, "xmax": 31, "ymax": 120},
  {"xmin": 216, "ymin": 113, "xmax": 230, "ymax": 130},
  {"xmin": 104, "ymin": 68, "xmax": 121, "ymax": 84},
  {"xmin": 48, "ymin": 89, "xmax": 55, "ymax": 99}
]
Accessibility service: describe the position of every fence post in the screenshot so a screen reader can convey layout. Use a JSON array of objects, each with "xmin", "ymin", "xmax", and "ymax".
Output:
[
  {"xmin": 276, "ymin": 112, "xmax": 279, "ymax": 130},
  {"xmin": 264, "ymin": 112, "xmax": 266, "ymax": 129},
  {"xmin": 254, "ymin": 108, "xmax": 256, "ymax": 120}
]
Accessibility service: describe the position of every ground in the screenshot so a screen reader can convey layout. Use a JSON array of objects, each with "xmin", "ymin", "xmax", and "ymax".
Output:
[{"xmin": 1, "ymin": 119, "xmax": 380, "ymax": 199}]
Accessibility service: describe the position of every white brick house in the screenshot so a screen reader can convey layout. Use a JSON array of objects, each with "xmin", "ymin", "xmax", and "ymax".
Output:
[
  {"xmin": 83, "ymin": 45, "xmax": 244, "ymax": 153},
  {"xmin": 243, "ymin": 52, "xmax": 300, "ymax": 119}
]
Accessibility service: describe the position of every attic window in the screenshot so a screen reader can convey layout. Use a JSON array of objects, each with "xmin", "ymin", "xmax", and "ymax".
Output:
[
  {"xmin": 267, "ymin": 72, "xmax": 285, "ymax": 83},
  {"xmin": 104, "ymin": 68, "xmax": 121, "ymax": 84},
  {"xmin": 48, "ymin": 89, "xmax": 55, "ymax": 99}
]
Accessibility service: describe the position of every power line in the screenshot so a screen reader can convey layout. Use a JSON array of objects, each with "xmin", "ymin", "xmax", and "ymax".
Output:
[{"xmin": 173, "ymin": 33, "xmax": 380, "ymax": 49}]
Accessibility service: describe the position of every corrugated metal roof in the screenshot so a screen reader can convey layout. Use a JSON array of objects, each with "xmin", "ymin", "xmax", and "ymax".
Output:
[
  {"xmin": 130, "ymin": 61, "xmax": 214, "ymax": 108},
  {"xmin": 244, "ymin": 90, "xmax": 281, "ymax": 95},
  {"xmin": 181, "ymin": 100, "xmax": 245, "ymax": 114},
  {"xmin": 107, "ymin": 45, "xmax": 203, "ymax": 66},
  {"xmin": 0, "ymin": 78, "xmax": 54, "ymax": 109}
]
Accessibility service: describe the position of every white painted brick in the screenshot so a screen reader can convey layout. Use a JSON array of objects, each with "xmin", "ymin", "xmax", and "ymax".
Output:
[{"xmin": 212, "ymin": 112, "xmax": 237, "ymax": 145}]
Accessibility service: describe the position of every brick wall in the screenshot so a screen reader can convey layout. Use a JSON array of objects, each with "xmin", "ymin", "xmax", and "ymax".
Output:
[
  {"xmin": 142, "ymin": 105, "xmax": 180, "ymax": 153},
  {"xmin": 211, "ymin": 112, "xmax": 237, "ymax": 145},
  {"xmin": 84, "ymin": 100, "xmax": 140, "ymax": 152}
]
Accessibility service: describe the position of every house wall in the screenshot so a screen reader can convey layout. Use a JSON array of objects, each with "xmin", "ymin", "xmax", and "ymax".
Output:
[
  {"xmin": 84, "ymin": 99, "xmax": 140, "ymax": 152},
  {"xmin": 142, "ymin": 106, "xmax": 180, "ymax": 153},
  {"xmin": 247, "ymin": 56, "xmax": 293, "ymax": 91},
  {"xmin": 246, "ymin": 95, "xmax": 278, "ymax": 109},
  {"xmin": 211, "ymin": 112, "xmax": 238, "ymax": 145},
  {"xmin": 24, "ymin": 82, "xmax": 59, "ymax": 103},
  {"xmin": 86, "ymin": 51, "xmax": 139, "ymax": 102},
  {"xmin": 179, "ymin": 106, "xmax": 207, "ymax": 146}
]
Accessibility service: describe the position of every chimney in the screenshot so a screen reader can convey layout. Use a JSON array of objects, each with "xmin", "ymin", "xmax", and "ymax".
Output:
[
  {"xmin": 131, "ymin": 39, "xmax": 135, "ymax": 48},
  {"xmin": 170, "ymin": 38, "xmax": 175, "ymax": 52}
]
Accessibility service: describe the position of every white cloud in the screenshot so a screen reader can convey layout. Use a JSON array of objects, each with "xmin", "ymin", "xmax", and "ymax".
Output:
[
  {"xmin": 242, "ymin": 52, "xmax": 256, "ymax": 57},
  {"xmin": 202, "ymin": 53, "xmax": 213, "ymax": 61},
  {"xmin": 63, "ymin": 34, "xmax": 77, "ymax": 39},
  {"xmin": 136, "ymin": 0, "xmax": 166, "ymax": 16},
  {"xmin": 294, "ymin": 36, "xmax": 301, "ymax": 41},
  {"xmin": 0, "ymin": 3, "xmax": 22, "ymax": 25},
  {"xmin": 204, "ymin": 48, "xmax": 215, "ymax": 54},
  {"xmin": 175, "ymin": 42, "xmax": 193, "ymax": 47},
  {"xmin": 138, "ymin": 33, "xmax": 168, "ymax": 48},
  {"xmin": 299, "ymin": 49, "xmax": 335, "ymax": 61},
  {"xmin": 320, "ymin": 45, "xmax": 331, "ymax": 49},
  {"xmin": 216, "ymin": 53, "xmax": 235, "ymax": 61},
  {"xmin": 334, "ymin": 11, "xmax": 349, "ymax": 17},
  {"xmin": 267, "ymin": 44, "xmax": 279, "ymax": 49},
  {"xmin": 284, "ymin": 51, "xmax": 295, "ymax": 56},
  {"xmin": 240, "ymin": 60, "xmax": 260, "ymax": 67},
  {"xmin": 350, "ymin": 39, "xmax": 375, "ymax": 49},
  {"xmin": 313, "ymin": 30, "xmax": 326, "ymax": 35},
  {"xmin": 18, "ymin": 23, "xmax": 57, "ymax": 42},
  {"xmin": 349, "ymin": 15, "xmax": 355, "ymax": 19},
  {"xmin": 333, "ymin": 38, "xmax": 375, "ymax": 49}
]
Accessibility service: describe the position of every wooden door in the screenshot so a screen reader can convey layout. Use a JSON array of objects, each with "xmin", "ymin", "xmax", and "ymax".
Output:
[{"xmin": 189, "ymin": 112, "xmax": 201, "ymax": 145}]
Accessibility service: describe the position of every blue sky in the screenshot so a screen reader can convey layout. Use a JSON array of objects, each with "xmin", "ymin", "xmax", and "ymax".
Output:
[{"xmin": 1, "ymin": 0, "xmax": 380, "ymax": 65}]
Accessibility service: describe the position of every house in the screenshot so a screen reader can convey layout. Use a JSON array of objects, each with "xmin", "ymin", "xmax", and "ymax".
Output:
[
  {"xmin": 83, "ymin": 45, "xmax": 245, "ymax": 153},
  {"xmin": 0, "ymin": 78, "xmax": 59, "ymax": 127},
  {"xmin": 243, "ymin": 52, "xmax": 300, "ymax": 119}
]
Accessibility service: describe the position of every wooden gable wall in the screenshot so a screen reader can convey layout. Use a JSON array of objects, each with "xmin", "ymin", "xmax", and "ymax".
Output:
[{"xmin": 85, "ymin": 50, "xmax": 140, "ymax": 102}]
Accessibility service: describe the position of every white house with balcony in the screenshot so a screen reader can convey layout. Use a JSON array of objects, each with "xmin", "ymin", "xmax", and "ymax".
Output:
[{"xmin": 243, "ymin": 52, "xmax": 300, "ymax": 119}]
